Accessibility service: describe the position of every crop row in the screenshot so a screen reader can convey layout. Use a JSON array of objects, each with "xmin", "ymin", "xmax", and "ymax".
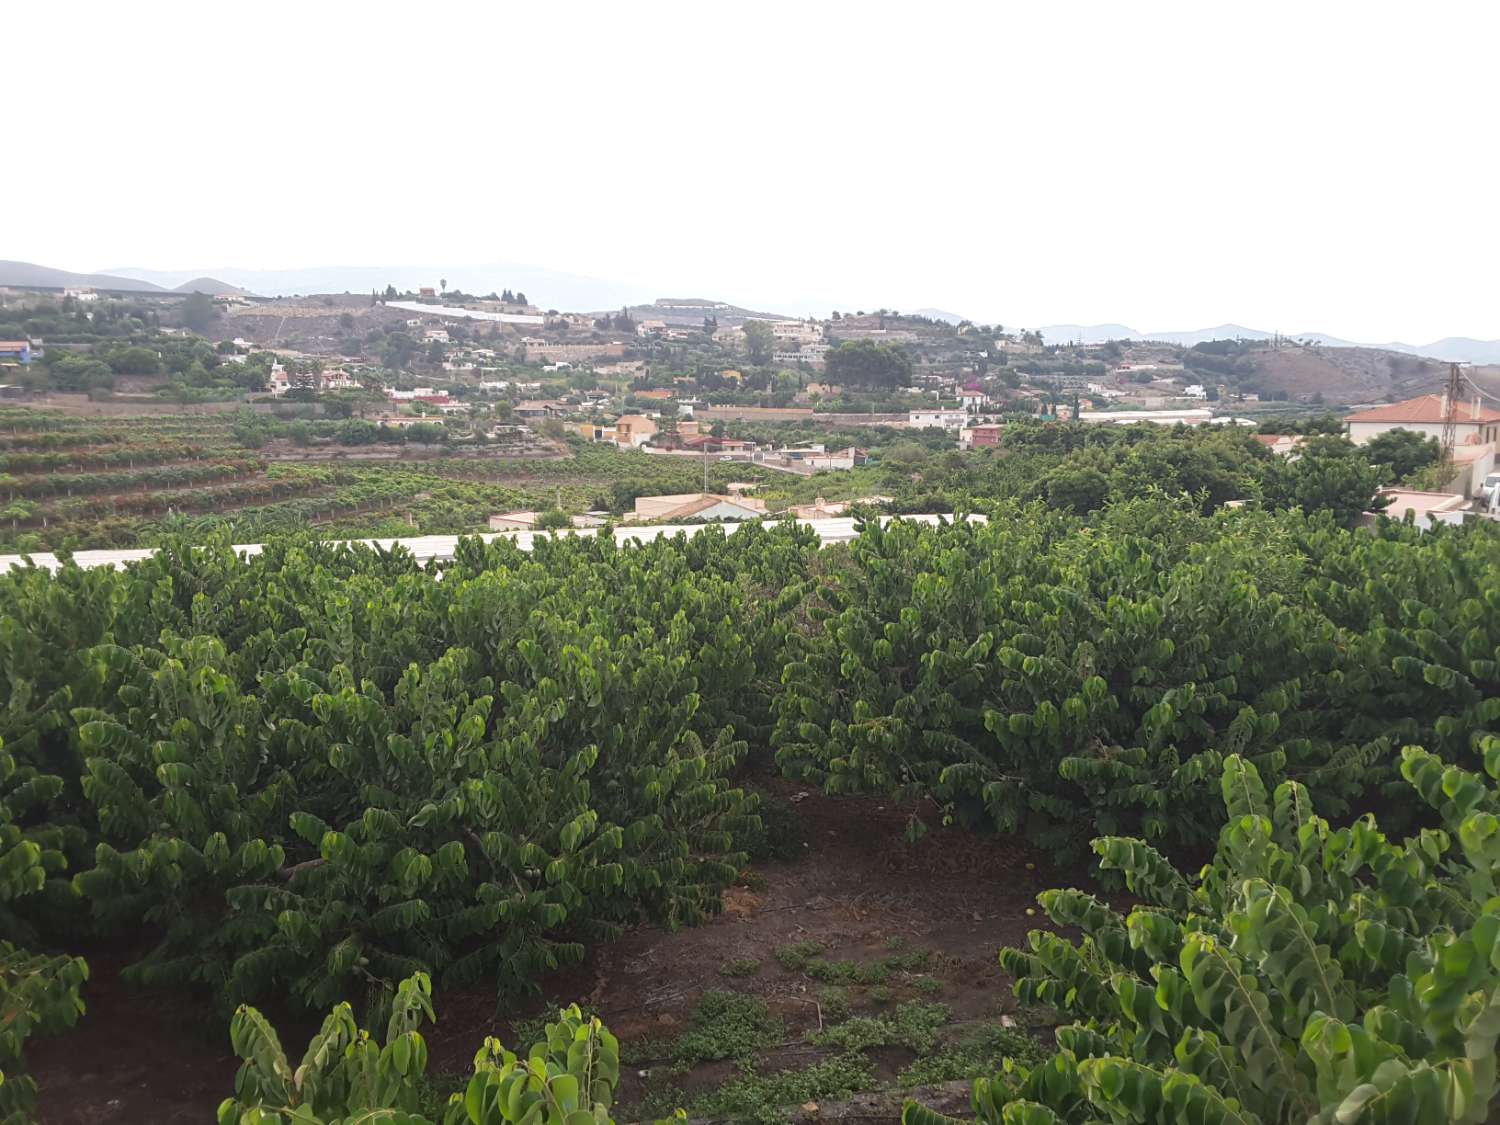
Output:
[
  {"xmin": 0, "ymin": 458, "xmax": 265, "ymax": 500},
  {"xmin": 0, "ymin": 442, "xmax": 247, "ymax": 474}
]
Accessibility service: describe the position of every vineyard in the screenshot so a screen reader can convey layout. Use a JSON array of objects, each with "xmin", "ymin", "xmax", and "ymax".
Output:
[{"xmin": 4, "ymin": 500, "xmax": 1500, "ymax": 1123}]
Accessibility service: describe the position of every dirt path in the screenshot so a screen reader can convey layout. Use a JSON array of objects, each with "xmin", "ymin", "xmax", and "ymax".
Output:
[{"xmin": 29, "ymin": 783, "xmax": 1072, "ymax": 1125}]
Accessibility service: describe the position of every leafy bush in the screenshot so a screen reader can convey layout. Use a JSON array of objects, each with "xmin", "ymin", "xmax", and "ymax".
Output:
[
  {"xmin": 775, "ymin": 508, "xmax": 1500, "ymax": 856},
  {"xmin": 904, "ymin": 746, "xmax": 1500, "ymax": 1124},
  {"xmin": 0, "ymin": 739, "xmax": 87, "ymax": 1123},
  {"xmin": 0, "ymin": 526, "xmax": 820, "ymax": 1011},
  {"xmin": 219, "ymin": 974, "xmax": 625, "ymax": 1125}
]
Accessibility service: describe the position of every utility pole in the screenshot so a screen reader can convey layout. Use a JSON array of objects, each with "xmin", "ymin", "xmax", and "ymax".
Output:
[{"xmin": 1441, "ymin": 362, "xmax": 1463, "ymax": 458}]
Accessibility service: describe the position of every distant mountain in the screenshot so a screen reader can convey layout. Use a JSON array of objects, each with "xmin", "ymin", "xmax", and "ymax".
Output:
[
  {"xmin": 1040, "ymin": 323, "xmax": 1281, "ymax": 347},
  {"xmin": 1038, "ymin": 321, "xmax": 1500, "ymax": 364},
  {"xmin": 0, "ymin": 260, "xmax": 249, "ymax": 297},
  {"xmin": 911, "ymin": 308, "xmax": 968, "ymax": 325},
  {"xmin": 1140, "ymin": 323, "xmax": 1275, "ymax": 347},
  {"xmin": 105, "ymin": 261, "xmax": 660, "ymax": 313},
  {"xmin": 1399, "ymin": 337, "xmax": 1500, "ymax": 364},
  {"xmin": 0, "ymin": 260, "xmax": 167, "ymax": 293},
  {"xmin": 617, "ymin": 298, "xmax": 792, "ymax": 327},
  {"xmin": 1037, "ymin": 323, "xmax": 1138, "ymax": 345},
  {"xmin": 172, "ymin": 276, "xmax": 250, "ymax": 296}
]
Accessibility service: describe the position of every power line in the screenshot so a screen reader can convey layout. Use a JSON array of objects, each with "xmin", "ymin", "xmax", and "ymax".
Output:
[{"xmin": 1459, "ymin": 370, "xmax": 1500, "ymax": 408}]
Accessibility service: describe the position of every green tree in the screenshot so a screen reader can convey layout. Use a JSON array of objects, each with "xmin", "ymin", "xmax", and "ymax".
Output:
[
  {"xmin": 1265, "ymin": 444, "xmax": 1381, "ymax": 525},
  {"xmin": 1364, "ymin": 426, "xmax": 1443, "ymax": 482},
  {"xmin": 381, "ymin": 332, "xmax": 418, "ymax": 370},
  {"xmin": 534, "ymin": 509, "xmax": 573, "ymax": 531},
  {"xmin": 1045, "ymin": 466, "xmax": 1109, "ymax": 514},
  {"xmin": 105, "ymin": 346, "xmax": 162, "ymax": 376},
  {"xmin": 743, "ymin": 320, "xmax": 774, "ymax": 365},
  {"xmin": 45, "ymin": 353, "xmax": 114, "ymax": 392},
  {"xmin": 180, "ymin": 291, "xmax": 219, "ymax": 333},
  {"xmin": 825, "ymin": 340, "xmax": 914, "ymax": 390}
]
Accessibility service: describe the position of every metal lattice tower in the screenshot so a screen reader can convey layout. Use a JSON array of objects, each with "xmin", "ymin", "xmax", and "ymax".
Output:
[{"xmin": 1441, "ymin": 362, "xmax": 1463, "ymax": 458}]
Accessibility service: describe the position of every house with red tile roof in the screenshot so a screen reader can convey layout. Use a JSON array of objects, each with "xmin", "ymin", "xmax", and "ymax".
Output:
[{"xmin": 1345, "ymin": 394, "xmax": 1500, "ymax": 446}]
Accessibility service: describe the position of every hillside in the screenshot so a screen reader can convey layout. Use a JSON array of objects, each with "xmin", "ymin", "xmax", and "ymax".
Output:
[
  {"xmin": 0, "ymin": 260, "xmax": 247, "ymax": 297},
  {"xmin": 0, "ymin": 260, "xmax": 167, "ymax": 292},
  {"xmin": 1043, "ymin": 319, "xmax": 1500, "ymax": 364},
  {"xmin": 105, "ymin": 261, "xmax": 661, "ymax": 310},
  {"xmin": 171, "ymin": 276, "xmax": 251, "ymax": 296},
  {"xmin": 614, "ymin": 297, "xmax": 792, "ymax": 327},
  {"xmin": 1186, "ymin": 342, "xmax": 1450, "ymax": 403}
]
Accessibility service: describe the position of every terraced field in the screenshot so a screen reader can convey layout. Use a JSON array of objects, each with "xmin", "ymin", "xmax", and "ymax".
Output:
[{"xmin": 0, "ymin": 409, "xmax": 789, "ymax": 550}]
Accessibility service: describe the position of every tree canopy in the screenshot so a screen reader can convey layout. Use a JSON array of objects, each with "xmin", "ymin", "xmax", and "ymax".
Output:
[{"xmin": 825, "ymin": 340, "xmax": 913, "ymax": 390}]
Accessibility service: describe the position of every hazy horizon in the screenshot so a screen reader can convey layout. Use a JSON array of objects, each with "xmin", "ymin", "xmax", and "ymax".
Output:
[{"xmin": 11, "ymin": 1, "xmax": 1499, "ymax": 343}]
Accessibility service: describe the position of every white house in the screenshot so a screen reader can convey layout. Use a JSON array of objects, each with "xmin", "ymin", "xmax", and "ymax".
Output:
[
  {"xmin": 62, "ymin": 287, "xmax": 99, "ymax": 302},
  {"xmin": 768, "ymin": 319, "xmax": 824, "ymax": 345},
  {"xmin": 423, "ymin": 328, "xmax": 450, "ymax": 343},
  {"xmin": 1345, "ymin": 394, "xmax": 1500, "ymax": 447},
  {"xmin": 908, "ymin": 409, "xmax": 968, "ymax": 430},
  {"xmin": 1183, "ymin": 384, "xmax": 1208, "ymax": 399}
]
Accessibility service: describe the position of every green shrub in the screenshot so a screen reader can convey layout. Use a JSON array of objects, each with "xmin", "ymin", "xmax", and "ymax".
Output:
[
  {"xmin": 672, "ymin": 990, "xmax": 783, "ymax": 1066},
  {"xmin": 774, "ymin": 940, "xmax": 825, "ymax": 971},
  {"xmin": 904, "ymin": 745, "xmax": 1500, "ymax": 1124},
  {"xmin": 897, "ymin": 1024, "xmax": 1048, "ymax": 1088},
  {"xmin": 817, "ymin": 985, "xmax": 851, "ymax": 1022},
  {"xmin": 218, "ymin": 974, "xmax": 625, "ymax": 1125}
]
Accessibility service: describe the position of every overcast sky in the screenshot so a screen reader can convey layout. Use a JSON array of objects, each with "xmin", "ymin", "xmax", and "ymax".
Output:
[{"xmin": 9, "ymin": 1, "xmax": 1497, "ymax": 342}]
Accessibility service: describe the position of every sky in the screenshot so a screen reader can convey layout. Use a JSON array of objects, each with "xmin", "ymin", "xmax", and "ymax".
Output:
[{"xmin": 7, "ymin": 0, "xmax": 1499, "ymax": 343}]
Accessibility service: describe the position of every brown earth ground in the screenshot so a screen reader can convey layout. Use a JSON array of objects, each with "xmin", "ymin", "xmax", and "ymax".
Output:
[{"xmin": 29, "ymin": 782, "xmax": 1076, "ymax": 1125}]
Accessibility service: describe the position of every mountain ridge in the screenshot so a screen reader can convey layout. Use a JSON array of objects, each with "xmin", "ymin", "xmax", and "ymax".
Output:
[
  {"xmin": 1038, "ymin": 322, "xmax": 1500, "ymax": 364},
  {"xmin": 7, "ymin": 258, "xmax": 1499, "ymax": 364},
  {"xmin": 102, "ymin": 261, "xmax": 660, "ymax": 313},
  {"xmin": 0, "ymin": 260, "xmax": 246, "ymax": 297}
]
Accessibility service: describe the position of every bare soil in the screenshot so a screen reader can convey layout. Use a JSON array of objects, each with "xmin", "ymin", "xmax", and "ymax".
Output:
[{"xmin": 29, "ymin": 783, "xmax": 1073, "ymax": 1125}]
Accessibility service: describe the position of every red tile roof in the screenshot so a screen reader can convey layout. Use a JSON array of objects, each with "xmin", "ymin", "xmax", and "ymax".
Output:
[{"xmin": 1345, "ymin": 394, "xmax": 1500, "ymax": 425}]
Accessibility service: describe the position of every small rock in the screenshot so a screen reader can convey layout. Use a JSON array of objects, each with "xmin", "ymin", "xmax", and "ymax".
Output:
[
  {"xmin": 1000, "ymin": 1015, "xmax": 1016, "ymax": 1028},
  {"xmin": 656, "ymin": 1013, "xmax": 676, "ymax": 1026},
  {"xmin": 638, "ymin": 1069, "xmax": 650, "ymax": 1079},
  {"xmin": 801, "ymin": 1101, "xmax": 819, "ymax": 1115}
]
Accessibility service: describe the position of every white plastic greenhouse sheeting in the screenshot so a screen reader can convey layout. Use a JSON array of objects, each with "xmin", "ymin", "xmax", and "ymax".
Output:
[{"xmin": 0, "ymin": 514, "xmax": 983, "ymax": 574}]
